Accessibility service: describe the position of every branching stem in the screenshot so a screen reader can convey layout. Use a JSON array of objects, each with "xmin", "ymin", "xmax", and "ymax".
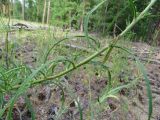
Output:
[{"xmin": 11, "ymin": 0, "xmax": 157, "ymax": 90}]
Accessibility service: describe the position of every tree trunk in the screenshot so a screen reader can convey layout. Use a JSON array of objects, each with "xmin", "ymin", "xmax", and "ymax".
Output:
[
  {"xmin": 42, "ymin": 0, "xmax": 47, "ymax": 24},
  {"xmin": 80, "ymin": 0, "xmax": 86, "ymax": 32},
  {"xmin": 2, "ymin": 4, "xmax": 5, "ymax": 15},
  {"xmin": 10, "ymin": 0, "xmax": 13, "ymax": 17},
  {"xmin": 69, "ymin": 11, "xmax": 72, "ymax": 30},
  {"xmin": 36, "ymin": 0, "xmax": 40, "ymax": 22},
  {"xmin": 46, "ymin": 0, "xmax": 51, "ymax": 24},
  {"xmin": 0, "ymin": 4, "xmax": 3, "ymax": 14},
  {"xmin": 80, "ymin": 17, "xmax": 83, "ymax": 32},
  {"xmin": 80, "ymin": 6, "xmax": 84, "ymax": 32},
  {"xmin": 22, "ymin": 0, "xmax": 25, "ymax": 20},
  {"xmin": 156, "ymin": 21, "xmax": 160, "ymax": 46}
]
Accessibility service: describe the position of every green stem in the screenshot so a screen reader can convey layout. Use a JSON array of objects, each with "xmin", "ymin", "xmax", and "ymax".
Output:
[
  {"xmin": 104, "ymin": 0, "xmax": 157, "ymax": 62},
  {"xmin": 11, "ymin": 0, "xmax": 157, "ymax": 90}
]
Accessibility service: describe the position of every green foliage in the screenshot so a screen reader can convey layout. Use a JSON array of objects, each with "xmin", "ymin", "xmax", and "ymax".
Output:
[
  {"xmin": 2, "ymin": 0, "xmax": 158, "ymax": 41},
  {"xmin": 0, "ymin": 0, "xmax": 158, "ymax": 119},
  {"xmin": 12, "ymin": 0, "xmax": 22, "ymax": 19},
  {"xmin": 51, "ymin": 0, "xmax": 83, "ymax": 29},
  {"xmin": 25, "ymin": 0, "xmax": 37, "ymax": 21}
]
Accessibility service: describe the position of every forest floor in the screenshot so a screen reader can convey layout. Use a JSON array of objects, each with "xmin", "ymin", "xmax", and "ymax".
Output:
[
  {"xmin": 16, "ymin": 40, "xmax": 160, "ymax": 120},
  {"xmin": 0, "ymin": 22, "xmax": 160, "ymax": 120}
]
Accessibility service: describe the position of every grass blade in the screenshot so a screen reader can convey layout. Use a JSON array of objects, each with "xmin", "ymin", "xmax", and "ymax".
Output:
[
  {"xmin": 128, "ymin": 0, "xmax": 137, "ymax": 18},
  {"xmin": 84, "ymin": 0, "xmax": 108, "ymax": 37},
  {"xmin": 136, "ymin": 59, "xmax": 152, "ymax": 120},
  {"xmin": 25, "ymin": 95, "xmax": 35, "ymax": 120},
  {"xmin": 112, "ymin": 45, "xmax": 153, "ymax": 120},
  {"xmin": 99, "ymin": 84, "xmax": 130, "ymax": 103}
]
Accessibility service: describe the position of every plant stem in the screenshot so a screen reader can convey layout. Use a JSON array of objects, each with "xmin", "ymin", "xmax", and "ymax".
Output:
[{"xmin": 11, "ymin": 0, "xmax": 157, "ymax": 89}]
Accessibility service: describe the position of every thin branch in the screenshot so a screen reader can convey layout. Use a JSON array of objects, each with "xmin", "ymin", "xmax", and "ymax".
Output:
[{"xmin": 11, "ymin": 0, "xmax": 157, "ymax": 89}]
